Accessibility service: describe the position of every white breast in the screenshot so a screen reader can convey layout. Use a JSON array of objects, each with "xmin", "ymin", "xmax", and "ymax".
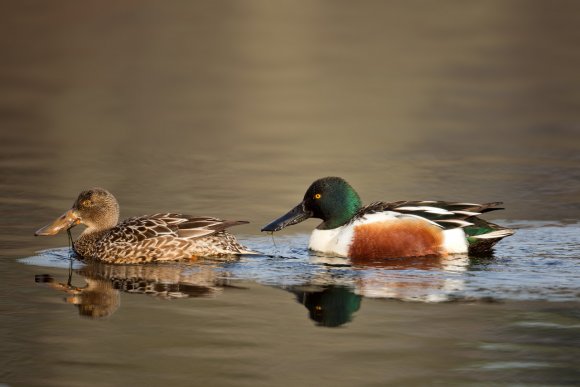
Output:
[{"xmin": 309, "ymin": 227, "xmax": 352, "ymax": 256}]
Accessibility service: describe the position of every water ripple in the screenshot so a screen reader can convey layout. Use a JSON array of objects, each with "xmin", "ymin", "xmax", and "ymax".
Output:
[{"xmin": 20, "ymin": 220, "xmax": 580, "ymax": 303}]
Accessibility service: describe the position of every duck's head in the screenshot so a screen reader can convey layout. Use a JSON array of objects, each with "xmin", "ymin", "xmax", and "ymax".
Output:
[
  {"xmin": 35, "ymin": 188, "xmax": 120, "ymax": 236},
  {"xmin": 261, "ymin": 177, "xmax": 362, "ymax": 232}
]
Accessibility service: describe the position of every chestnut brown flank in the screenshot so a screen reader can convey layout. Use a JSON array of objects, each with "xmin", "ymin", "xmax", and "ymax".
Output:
[{"xmin": 349, "ymin": 219, "xmax": 444, "ymax": 260}]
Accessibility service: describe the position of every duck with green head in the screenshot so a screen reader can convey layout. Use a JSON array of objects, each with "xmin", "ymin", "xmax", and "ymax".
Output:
[
  {"xmin": 35, "ymin": 188, "xmax": 255, "ymax": 264},
  {"xmin": 261, "ymin": 177, "xmax": 514, "ymax": 259}
]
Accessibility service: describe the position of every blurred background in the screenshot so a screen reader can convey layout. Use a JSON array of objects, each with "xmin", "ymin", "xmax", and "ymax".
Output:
[
  {"xmin": 1, "ymin": 2, "xmax": 580, "ymax": 385},
  {"xmin": 2, "ymin": 0, "xmax": 579, "ymax": 234}
]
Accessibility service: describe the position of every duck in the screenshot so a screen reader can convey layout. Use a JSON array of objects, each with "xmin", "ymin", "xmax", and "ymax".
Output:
[
  {"xmin": 35, "ymin": 188, "xmax": 255, "ymax": 264},
  {"xmin": 261, "ymin": 176, "xmax": 514, "ymax": 259}
]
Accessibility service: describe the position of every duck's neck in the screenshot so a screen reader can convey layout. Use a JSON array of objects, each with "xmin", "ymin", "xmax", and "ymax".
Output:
[
  {"xmin": 319, "ymin": 191, "xmax": 363, "ymax": 230},
  {"xmin": 74, "ymin": 228, "xmax": 110, "ymax": 259}
]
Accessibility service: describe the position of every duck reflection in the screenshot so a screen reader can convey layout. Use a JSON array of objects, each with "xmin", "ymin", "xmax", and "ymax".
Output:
[
  {"xmin": 312, "ymin": 252, "xmax": 471, "ymax": 271},
  {"xmin": 286, "ymin": 285, "xmax": 361, "ymax": 327},
  {"xmin": 354, "ymin": 254, "xmax": 471, "ymax": 302},
  {"xmin": 309, "ymin": 253, "xmax": 474, "ymax": 302},
  {"xmin": 272, "ymin": 253, "xmax": 483, "ymax": 326},
  {"xmin": 35, "ymin": 260, "xmax": 236, "ymax": 318},
  {"xmin": 36, "ymin": 272, "xmax": 120, "ymax": 318}
]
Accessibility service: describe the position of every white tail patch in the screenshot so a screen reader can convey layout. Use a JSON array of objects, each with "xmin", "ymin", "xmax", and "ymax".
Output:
[
  {"xmin": 472, "ymin": 229, "xmax": 515, "ymax": 239},
  {"xmin": 442, "ymin": 228, "xmax": 468, "ymax": 254}
]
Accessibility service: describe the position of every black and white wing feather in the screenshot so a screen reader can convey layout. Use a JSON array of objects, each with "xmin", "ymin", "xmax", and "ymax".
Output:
[{"xmin": 353, "ymin": 200, "xmax": 505, "ymax": 230}]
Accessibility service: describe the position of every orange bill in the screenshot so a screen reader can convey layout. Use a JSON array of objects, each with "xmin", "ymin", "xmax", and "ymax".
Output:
[{"xmin": 35, "ymin": 209, "xmax": 81, "ymax": 236}]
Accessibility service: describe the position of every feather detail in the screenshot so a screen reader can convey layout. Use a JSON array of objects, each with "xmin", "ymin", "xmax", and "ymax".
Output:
[
  {"xmin": 76, "ymin": 214, "xmax": 252, "ymax": 262},
  {"xmin": 451, "ymin": 210, "xmax": 481, "ymax": 216},
  {"xmin": 352, "ymin": 201, "xmax": 505, "ymax": 231},
  {"xmin": 470, "ymin": 229, "xmax": 515, "ymax": 239},
  {"xmin": 437, "ymin": 219, "xmax": 475, "ymax": 227},
  {"xmin": 48, "ymin": 189, "xmax": 254, "ymax": 264},
  {"xmin": 396, "ymin": 206, "xmax": 455, "ymax": 215}
]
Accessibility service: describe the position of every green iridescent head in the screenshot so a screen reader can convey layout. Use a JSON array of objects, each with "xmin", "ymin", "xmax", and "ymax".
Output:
[{"xmin": 262, "ymin": 176, "xmax": 363, "ymax": 231}]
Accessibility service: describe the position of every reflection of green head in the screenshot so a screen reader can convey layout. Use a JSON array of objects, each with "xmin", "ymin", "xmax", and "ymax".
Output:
[{"xmin": 294, "ymin": 286, "xmax": 362, "ymax": 327}]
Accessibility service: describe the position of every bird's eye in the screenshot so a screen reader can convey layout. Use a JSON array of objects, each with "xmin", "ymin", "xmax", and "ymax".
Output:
[
  {"xmin": 82, "ymin": 199, "xmax": 92, "ymax": 207},
  {"xmin": 314, "ymin": 193, "xmax": 322, "ymax": 199}
]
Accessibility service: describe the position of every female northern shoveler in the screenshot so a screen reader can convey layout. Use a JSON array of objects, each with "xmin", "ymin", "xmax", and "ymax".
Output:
[
  {"xmin": 35, "ymin": 188, "xmax": 255, "ymax": 264},
  {"xmin": 261, "ymin": 177, "xmax": 514, "ymax": 259}
]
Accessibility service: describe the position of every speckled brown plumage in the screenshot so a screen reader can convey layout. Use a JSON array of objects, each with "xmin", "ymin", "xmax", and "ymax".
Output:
[
  {"xmin": 74, "ymin": 214, "xmax": 253, "ymax": 264},
  {"xmin": 36, "ymin": 188, "xmax": 256, "ymax": 264}
]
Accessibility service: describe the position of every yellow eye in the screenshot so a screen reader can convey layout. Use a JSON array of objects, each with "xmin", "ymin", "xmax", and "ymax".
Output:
[
  {"xmin": 314, "ymin": 193, "xmax": 322, "ymax": 199},
  {"xmin": 82, "ymin": 199, "xmax": 91, "ymax": 207}
]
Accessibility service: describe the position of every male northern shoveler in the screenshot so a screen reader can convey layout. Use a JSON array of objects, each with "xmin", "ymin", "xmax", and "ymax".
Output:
[
  {"xmin": 35, "ymin": 188, "xmax": 255, "ymax": 264},
  {"xmin": 261, "ymin": 177, "xmax": 514, "ymax": 259}
]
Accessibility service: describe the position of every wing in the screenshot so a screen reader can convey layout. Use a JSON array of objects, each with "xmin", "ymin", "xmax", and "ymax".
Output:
[
  {"xmin": 353, "ymin": 201, "xmax": 505, "ymax": 230},
  {"xmin": 101, "ymin": 213, "xmax": 249, "ymax": 243},
  {"xmin": 175, "ymin": 217, "xmax": 249, "ymax": 238}
]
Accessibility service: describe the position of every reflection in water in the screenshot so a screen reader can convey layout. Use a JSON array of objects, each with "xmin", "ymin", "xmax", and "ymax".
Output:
[
  {"xmin": 26, "ymin": 247, "xmax": 470, "ymax": 323},
  {"xmin": 22, "ymin": 218, "xmax": 580, "ymax": 326},
  {"xmin": 285, "ymin": 255, "xmax": 492, "ymax": 327},
  {"xmin": 351, "ymin": 253, "xmax": 471, "ymax": 271},
  {"xmin": 36, "ymin": 271, "xmax": 120, "ymax": 319},
  {"xmin": 287, "ymin": 285, "xmax": 362, "ymax": 328},
  {"xmin": 354, "ymin": 255, "xmax": 472, "ymax": 302},
  {"xmin": 309, "ymin": 253, "xmax": 471, "ymax": 302},
  {"xmin": 35, "ymin": 260, "xmax": 237, "ymax": 318}
]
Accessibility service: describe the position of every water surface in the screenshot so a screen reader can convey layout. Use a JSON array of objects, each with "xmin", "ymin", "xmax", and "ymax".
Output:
[{"xmin": 1, "ymin": 1, "xmax": 580, "ymax": 386}]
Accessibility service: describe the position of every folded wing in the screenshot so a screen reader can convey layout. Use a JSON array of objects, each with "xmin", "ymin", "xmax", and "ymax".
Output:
[{"xmin": 102, "ymin": 213, "xmax": 249, "ymax": 243}]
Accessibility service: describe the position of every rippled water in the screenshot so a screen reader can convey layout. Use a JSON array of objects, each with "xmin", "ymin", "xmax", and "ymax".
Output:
[
  {"xmin": 2, "ymin": 1, "xmax": 580, "ymax": 386},
  {"xmin": 18, "ymin": 219, "xmax": 580, "ymax": 306}
]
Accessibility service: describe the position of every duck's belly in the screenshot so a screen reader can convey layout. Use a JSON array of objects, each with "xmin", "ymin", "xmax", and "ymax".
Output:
[{"xmin": 309, "ymin": 215, "xmax": 468, "ymax": 259}]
